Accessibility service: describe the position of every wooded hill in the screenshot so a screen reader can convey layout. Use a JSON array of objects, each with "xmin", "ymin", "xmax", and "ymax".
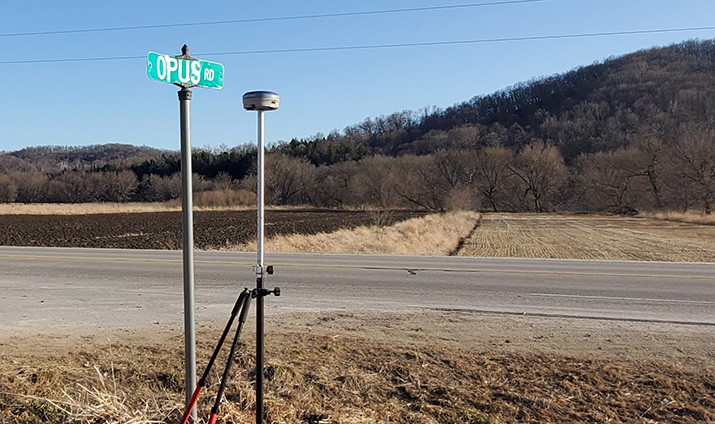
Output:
[
  {"xmin": 1, "ymin": 40, "xmax": 713, "ymax": 213},
  {"xmin": 281, "ymin": 39, "xmax": 715, "ymax": 164}
]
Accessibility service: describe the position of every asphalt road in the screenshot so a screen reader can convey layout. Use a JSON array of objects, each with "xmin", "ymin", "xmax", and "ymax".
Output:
[{"xmin": 0, "ymin": 246, "xmax": 713, "ymax": 333}]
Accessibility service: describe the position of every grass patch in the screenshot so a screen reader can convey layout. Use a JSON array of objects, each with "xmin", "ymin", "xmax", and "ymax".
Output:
[
  {"xmin": 0, "ymin": 202, "xmax": 182, "ymax": 215},
  {"xmin": 1, "ymin": 320, "xmax": 712, "ymax": 424},
  {"xmin": 639, "ymin": 210, "xmax": 715, "ymax": 225},
  {"xmin": 232, "ymin": 211, "xmax": 481, "ymax": 256}
]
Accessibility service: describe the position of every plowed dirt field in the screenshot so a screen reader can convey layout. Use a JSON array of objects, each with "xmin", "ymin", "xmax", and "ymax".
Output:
[{"xmin": 0, "ymin": 210, "xmax": 426, "ymax": 250}]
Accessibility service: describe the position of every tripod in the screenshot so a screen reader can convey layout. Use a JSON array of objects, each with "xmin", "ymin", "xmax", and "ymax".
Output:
[{"xmin": 179, "ymin": 285, "xmax": 280, "ymax": 424}]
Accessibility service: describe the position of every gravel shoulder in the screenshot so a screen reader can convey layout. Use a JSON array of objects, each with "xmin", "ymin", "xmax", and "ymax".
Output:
[{"xmin": 2, "ymin": 309, "xmax": 711, "ymax": 371}]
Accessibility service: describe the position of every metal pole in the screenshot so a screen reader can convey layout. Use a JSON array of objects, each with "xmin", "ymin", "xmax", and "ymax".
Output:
[
  {"xmin": 256, "ymin": 109, "xmax": 265, "ymax": 424},
  {"xmin": 257, "ymin": 109, "xmax": 265, "ymax": 279},
  {"xmin": 178, "ymin": 86, "xmax": 197, "ymax": 423}
]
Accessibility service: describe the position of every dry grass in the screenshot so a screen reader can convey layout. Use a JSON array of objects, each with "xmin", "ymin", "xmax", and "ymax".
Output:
[
  {"xmin": 0, "ymin": 201, "xmax": 262, "ymax": 216},
  {"xmin": 163, "ymin": 189, "xmax": 256, "ymax": 210},
  {"xmin": 0, "ymin": 200, "xmax": 262, "ymax": 215},
  {"xmin": 0, "ymin": 202, "xmax": 182, "ymax": 215},
  {"xmin": 230, "ymin": 211, "xmax": 481, "ymax": 256},
  {"xmin": 0, "ymin": 202, "xmax": 391, "ymax": 216},
  {"xmin": 455, "ymin": 213, "xmax": 715, "ymax": 262},
  {"xmin": 23, "ymin": 369, "xmax": 168, "ymax": 424},
  {"xmin": 1, "ymin": 312, "xmax": 713, "ymax": 424},
  {"xmin": 1, "ymin": 348, "xmax": 178, "ymax": 424},
  {"xmin": 640, "ymin": 210, "xmax": 715, "ymax": 225}
]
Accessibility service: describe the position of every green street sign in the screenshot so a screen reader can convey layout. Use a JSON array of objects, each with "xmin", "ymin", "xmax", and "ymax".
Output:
[{"xmin": 147, "ymin": 51, "xmax": 224, "ymax": 89}]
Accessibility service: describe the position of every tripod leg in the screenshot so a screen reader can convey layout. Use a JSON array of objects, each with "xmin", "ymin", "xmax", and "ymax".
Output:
[
  {"xmin": 208, "ymin": 291, "xmax": 252, "ymax": 424},
  {"xmin": 179, "ymin": 289, "xmax": 250, "ymax": 424}
]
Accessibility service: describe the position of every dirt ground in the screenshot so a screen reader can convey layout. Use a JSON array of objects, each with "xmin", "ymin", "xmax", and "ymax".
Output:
[
  {"xmin": 0, "ymin": 209, "xmax": 425, "ymax": 250},
  {"xmin": 3, "ymin": 309, "xmax": 711, "ymax": 369}
]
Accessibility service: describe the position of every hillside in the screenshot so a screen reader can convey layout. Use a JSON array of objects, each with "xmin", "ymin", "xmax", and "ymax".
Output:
[
  {"xmin": 2, "ymin": 144, "xmax": 166, "ymax": 171},
  {"xmin": 0, "ymin": 40, "xmax": 713, "ymax": 214},
  {"xmin": 280, "ymin": 39, "xmax": 715, "ymax": 163}
]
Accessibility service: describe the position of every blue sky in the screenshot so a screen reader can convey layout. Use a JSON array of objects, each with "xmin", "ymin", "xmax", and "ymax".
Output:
[{"xmin": 1, "ymin": 0, "xmax": 714, "ymax": 152}]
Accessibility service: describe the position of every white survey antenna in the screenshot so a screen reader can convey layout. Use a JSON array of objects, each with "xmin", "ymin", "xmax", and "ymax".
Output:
[
  {"xmin": 243, "ymin": 89, "xmax": 280, "ymax": 424},
  {"xmin": 242, "ymin": 90, "xmax": 280, "ymax": 111}
]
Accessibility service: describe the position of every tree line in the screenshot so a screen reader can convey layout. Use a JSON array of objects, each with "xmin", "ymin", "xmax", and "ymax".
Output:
[
  {"xmin": 0, "ymin": 124, "xmax": 711, "ymax": 214},
  {"xmin": 279, "ymin": 40, "xmax": 715, "ymax": 165},
  {"xmin": 268, "ymin": 125, "xmax": 713, "ymax": 213}
]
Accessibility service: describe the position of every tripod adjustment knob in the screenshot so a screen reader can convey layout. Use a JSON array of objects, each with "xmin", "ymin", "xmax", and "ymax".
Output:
[{"xmin": 253, "ymin": 287, "xmax": 281, "ymax": 298}]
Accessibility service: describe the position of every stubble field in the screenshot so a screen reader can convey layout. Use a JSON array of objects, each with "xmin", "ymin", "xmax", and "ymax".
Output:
[
  {"xmin": 0, "ymin": 207, "xmax": 713, "ymax": 423},
  {"xmin": 456, "ymin": 213, "xmax": 715, "ymax": 262}
]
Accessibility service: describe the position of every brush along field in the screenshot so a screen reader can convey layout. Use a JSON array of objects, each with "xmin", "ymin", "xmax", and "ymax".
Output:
[
  {"xmin": 236, "ymin": 211, "xmax": 481, "ymax": 256},
  {"xmin": 0, "ymin": 202, "xmax": 183, "ymax": 215}
]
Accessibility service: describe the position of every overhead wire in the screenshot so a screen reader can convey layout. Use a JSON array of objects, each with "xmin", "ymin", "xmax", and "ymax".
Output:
[
  {"xmin": 1, "ymin": 26, "xmax": 714, "ymax": 65},
  {"xmin": 203, "ymin": 27, "xmax": 715, "ymax": 57},
  {"xmin": 0, "ymin": 0, "xmax": 551, "ymax": 38}
]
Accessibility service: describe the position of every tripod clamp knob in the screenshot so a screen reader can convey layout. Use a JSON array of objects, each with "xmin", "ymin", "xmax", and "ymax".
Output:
[
  {"xmin": 252, "ymin": 287, "xmax": 280, "ymax": 298},
  {"xmin": 253, "ymin": 265, "xmax": 274, "ymax": 278}
]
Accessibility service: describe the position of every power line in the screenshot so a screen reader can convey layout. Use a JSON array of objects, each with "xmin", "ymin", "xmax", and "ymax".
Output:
[
  {"xmin": 205, "ymin": 27, "xmax": 715, "ymax": 56},
  {"xmin": 0, "ymin": 55, "xmax": 145, "ymax": 65},
  {"xmin": 1, "ymin": 0, "xmax": 551, "ymax": 38},
  {"xmin": 1, "ymin": 26, "xmax": 714, "ymax": 65}
]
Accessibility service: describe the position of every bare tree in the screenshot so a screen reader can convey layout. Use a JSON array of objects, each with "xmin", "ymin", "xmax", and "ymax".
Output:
[
  {"xmin": 0, "ymin": 174, "xmax": 18, "ymax": 203},
  {"xmin": 353, "ymin": 156, "xmax": 407, "ymax": 228},
  {"xmin": 211, "ymin": 172, "xmax": 235, "ymax": 191},
  {"xmin": 445, "ymin": 125, "xmax": 483, "ymax": 149},
  {"xmin": 49, "ymin": 171, "xmax": 105, "ymax": 203},
  {"xmin": 393, "ymin": 155, "xmax": 445, "ymax": 211},
  {"xmin": 104, "ymin": 170, "xmax": 139, "ymax": 202},
  {"xmin": 12, "ymin": 171, "xmax": 47, "ymax": 203},
  {"xmin": 509, "ymin": 142, "xmax": 568, "ymax": 212},
  {"xmin": 309, "ymin": 161, "xmax": 360, "ymax": 208},
  {"xmin": 632, "ymin": 137, "xmax": 666, "ymax": 209},
  {"xmin": 470, "ymin": 146, "xmax": 513, "ymax": 212},
  {"xmin": 575, "ymin": 148, "xmax": 646, "ymax": 212},
  {"xmin": 433, "ymin": 150, "xmax": 469, "ymax": 191},
  {"xmin": 668, "ymin": 126, "xmax": 715, "ymax": 213},
  {"xmin": 139, "ymin": 174, "xmax": 181, "ymax": 202},
  {"xmin": 355, "ymin": 155, "xmax": 401, "ymax": 209},
  {"xmin": 265, "ymin": 153, "xmax": 315, "ymax": 205}
]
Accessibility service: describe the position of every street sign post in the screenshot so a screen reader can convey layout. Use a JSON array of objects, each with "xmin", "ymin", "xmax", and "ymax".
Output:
[
  {"xmin": 147, "ymin": 44, "xmax": 224, "ymax": 423},
  {"xmin": 147, "ymin": 51, "xmax": 224, "ymax": 89}
]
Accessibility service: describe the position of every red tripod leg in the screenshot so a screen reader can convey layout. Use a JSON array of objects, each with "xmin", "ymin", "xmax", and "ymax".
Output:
[
  {"xmin": 179, "ymin": 385, "xmax": 203, "ymax": 424},
  {"xmin": 178, "ymin": 289, "xmax": 250, "ymax": 424}
]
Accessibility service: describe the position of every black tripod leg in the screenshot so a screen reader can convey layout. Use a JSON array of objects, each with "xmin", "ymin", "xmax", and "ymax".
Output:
[
  {"xmin": 208, "ymin": 291, "xmax": 252, "ymax": 424},
  {"xmin": 179, "ymin": 288, "xmax": 250, "ymax": 424}
]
